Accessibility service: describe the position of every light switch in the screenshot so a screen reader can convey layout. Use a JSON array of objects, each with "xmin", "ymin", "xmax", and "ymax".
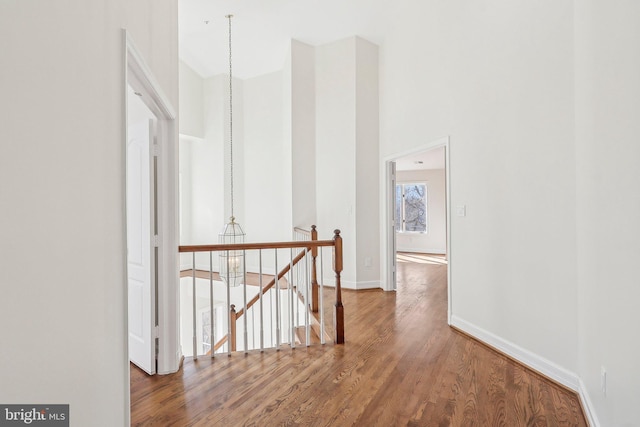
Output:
[{"xmin": 456, "ymin": 205, "xmax": 466, "ymax": 217}]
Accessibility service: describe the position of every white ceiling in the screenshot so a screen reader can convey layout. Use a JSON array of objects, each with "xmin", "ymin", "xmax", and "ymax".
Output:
[
  {"xmin": 178, "ymin": 2, "xmax": 443, "ymax": 171},
  {"xmin": 179, "ymin": 0, "xmax": 390, "ymax": 79}
]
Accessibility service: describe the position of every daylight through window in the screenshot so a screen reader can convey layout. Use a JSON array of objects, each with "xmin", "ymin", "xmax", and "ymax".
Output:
[{"xmin": 395, "ymin": 183, "xmax": 427, "ymax": 233}]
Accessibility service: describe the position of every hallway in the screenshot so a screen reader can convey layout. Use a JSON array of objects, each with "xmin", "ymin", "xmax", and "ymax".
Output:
[{"xmin": 131, "ymin": 256, "xmax": 586, "ymax": 426}]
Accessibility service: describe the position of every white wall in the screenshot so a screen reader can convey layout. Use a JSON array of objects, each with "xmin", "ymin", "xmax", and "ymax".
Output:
[
  {"xmin": 180, "ymin": 37, "xmax": 379, "ymax": 287},
  {"xmin": 242, "ymin": 70, "xmax": 293, "ymax": 274},
  {"xmin": 290, "ymin": 40, "xmax": 317, "ymax": 229},
  {"xmin": 316, "ymin": 37, "xmax": 357, "ymax": 284},
  {"xmin": 193, "ymin": 75, "xmax": 226, "ymax": 245},
  {"xmin": 396, "ymin": 169, "xmax": 446, "ymax": 254},
  {"xmin": 316, "ymin": 37, "xmax": 380, "ymax": 289},
  {"xmin": 183, "ymin": 73, "xmax": 246, "ymax": 250},
  {"xmin": 179, "ymin": 61, "xmax": 204, "ymax": 138},
  {"xmin": 0, "ymin": 1, "xmax": 178, "ymax": 425},
  {"xmin": 380, "ymin": 0, "xmax": 578, "ymax": 379},
  {"xmin": 380, "ymin": 1, "xmax": 640, "ymax": 424},
  {"xmin": 354, "ymin": 38, "xmax": 380, "ymax": 286},
  {"xmin": 218, "ymin": 76, "xmax": 245, "ymax": 237},
  {"xmin": 181, "ymin": 69, "xmax": 292, "ymax": 273},
  {"xmin": 575, "ymin": 1, "xmax": 640, "ymax": 425},
  {"xmin": 180, "ymin": 74, "xmax": 229, "ymax": 272},
  {"xmin": 178, "ymin": 136, "xmax": 193, "ymax": 245},
  {"xmin": 243, "ymin": 70, "xmax": 291, "ymax": 244}
]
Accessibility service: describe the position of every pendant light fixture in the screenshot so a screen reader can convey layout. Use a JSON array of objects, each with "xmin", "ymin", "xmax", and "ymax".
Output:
[{"xmin": 219, "ymin": 14, "xmax": 245, "ymax": 287}]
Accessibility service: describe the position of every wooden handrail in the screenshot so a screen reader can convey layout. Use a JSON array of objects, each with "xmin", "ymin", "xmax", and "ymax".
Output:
[{"xmin": 179, "ymin": 239, "xmax": 335, "ymax": 253}]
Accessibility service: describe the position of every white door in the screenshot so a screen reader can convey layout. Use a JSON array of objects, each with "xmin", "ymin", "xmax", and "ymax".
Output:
[{"xmin": 127, "ymin": 116, "xmax": 157, "ymax": 374}]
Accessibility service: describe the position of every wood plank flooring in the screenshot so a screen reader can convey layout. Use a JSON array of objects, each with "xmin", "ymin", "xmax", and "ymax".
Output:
[{"xmin": 131, "ymin": 254, "xmax": 587, "ymax": 426}]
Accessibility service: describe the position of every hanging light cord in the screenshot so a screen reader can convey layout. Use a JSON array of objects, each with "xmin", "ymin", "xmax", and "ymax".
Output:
[{"xmin": 227, "ymin": 14, "xmax": 234, "ymax": 221}]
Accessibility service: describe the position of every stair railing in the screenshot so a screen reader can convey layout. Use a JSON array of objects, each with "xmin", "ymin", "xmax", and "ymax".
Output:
[
  {"xmin": 178, "ymin": 227, "xmax": 343, "ymax": 358},
  {"xmin": 293, "ymin": 225, "xmax": 320, "ymax": 313}
]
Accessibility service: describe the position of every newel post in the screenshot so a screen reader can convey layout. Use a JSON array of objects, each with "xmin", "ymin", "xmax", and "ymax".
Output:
[
  {"xmin": 310, "ymin": 225, "xmax": 319, "ymax": 313},
  {"xmin": 333, "ymin": 229, "xmax": 344, "ymax": 344},
  {"xmin": 230, "ymin": 304, "xmax": 237, "ymax": 352}
]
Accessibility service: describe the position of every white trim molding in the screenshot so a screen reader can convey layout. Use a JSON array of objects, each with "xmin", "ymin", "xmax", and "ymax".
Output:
[
  {"xmin": 342, "ymin": 280, "xmax": 381, "ymax": 290},
  {"xmin": 451, "ymin": 315, "xmax": 601, "ymax": 426},
  {"xmin": 318, "ymin": 277, "xmax": 380, "ymax": 290},
  {"xmin": 450, "ymin": 315, "xmax": 579, "ymax": 390},
  {"xmin": 577, "ymin": 378, "xmax": 601, "ymax": 427}
]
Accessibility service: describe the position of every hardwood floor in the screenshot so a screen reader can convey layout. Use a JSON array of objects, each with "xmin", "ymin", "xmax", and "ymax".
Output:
[{"xmin": 131, "ymin": 255, "xmax": 587, "ymax": 426}]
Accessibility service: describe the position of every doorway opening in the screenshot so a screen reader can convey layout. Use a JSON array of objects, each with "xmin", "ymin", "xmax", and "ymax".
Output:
[
  {"xmin": 383, "ymin": 137, "xmax": 451, "ymax": 323},
  {"xmin": 124, "ymin": 30, "xmax": 180, "ymax": 381}
]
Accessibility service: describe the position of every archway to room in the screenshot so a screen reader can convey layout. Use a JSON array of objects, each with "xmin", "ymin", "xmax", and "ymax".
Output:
[{"xmin": 384, "ymin": 139, "xmax": 451, "ymax": 321}]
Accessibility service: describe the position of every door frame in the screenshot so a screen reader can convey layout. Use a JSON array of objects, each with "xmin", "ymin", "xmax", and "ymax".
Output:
[
  {"xmin": 380, "ymin": 136, "xmax": 452, "ymax": 324},
  {"xmin": 124, "ymin": 30, "xmax": 180, "ymax": 375}
]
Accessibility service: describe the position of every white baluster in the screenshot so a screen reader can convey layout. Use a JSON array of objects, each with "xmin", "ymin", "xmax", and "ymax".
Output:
[
  {"xmin": 192, "ymin": 252, "xmax": 197, "ymax": 359},
  {"xmin": 209, "ymin": 251, "xmax": 214, "ymax": 358}
]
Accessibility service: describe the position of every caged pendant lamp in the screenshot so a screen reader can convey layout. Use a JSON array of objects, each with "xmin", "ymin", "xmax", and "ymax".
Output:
[{"xmin": 219, "ymin": 14, "xmax": 245, "ymax": 287}]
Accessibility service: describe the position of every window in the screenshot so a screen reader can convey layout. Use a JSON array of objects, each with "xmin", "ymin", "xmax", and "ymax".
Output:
[{"xmin": 395, "ymin": 183, "xmax": 427, "ymax": 233}]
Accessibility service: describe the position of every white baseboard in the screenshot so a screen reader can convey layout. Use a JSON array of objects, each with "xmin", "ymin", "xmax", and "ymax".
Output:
[
  {"xmin": 341, "ymin": 280, "xmax": 381, "ymax": 290},
  {"xmin": 577, "ymin": 378, "xmax": 601, "ymax": 427},
  {"xmin": 450, "ymin": 315, "xmax": 600, "ymax": 427},
  {"xmin": 450, "ymin": 315, "xmax": 579, "ymax": 391},
  {"xmin": 316, "ymin": 276, "xmax": 380, "ymax": 290},
  {"xmin": 452, "ymin": 315, "xmax": 601, "ymax": 426}
]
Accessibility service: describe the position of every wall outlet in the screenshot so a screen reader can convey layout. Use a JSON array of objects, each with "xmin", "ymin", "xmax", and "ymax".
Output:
[
  {"xmin": 364, "ymin": 257, "xmax": 372, "ymax": 268},
  {"xmin": 601, "ymin": 366, "xmax": 607, "ymax": 396}
]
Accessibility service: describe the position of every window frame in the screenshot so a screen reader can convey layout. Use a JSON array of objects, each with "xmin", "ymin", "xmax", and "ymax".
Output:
[{"xmin": 395, "ymin": 182, "xmax": 428, "ymax": 234}]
